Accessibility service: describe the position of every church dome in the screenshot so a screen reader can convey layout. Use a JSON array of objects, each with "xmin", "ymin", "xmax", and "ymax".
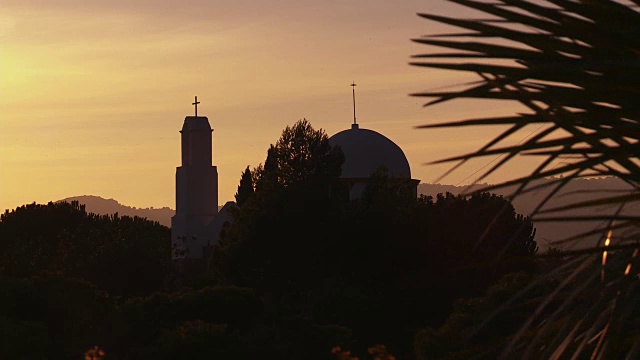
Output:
[{"xmin": 329, "ymin": 124, "xmax": 411, "ymax": 179}]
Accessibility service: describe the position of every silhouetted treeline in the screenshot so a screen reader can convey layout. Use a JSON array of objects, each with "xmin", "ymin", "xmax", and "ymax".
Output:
[
  {"xmin": 0, "ymin": 120, "xmax": 539, "ymax": 359},
  {"xmin": 0, "ymin": 201, "xmax": 170, "ymax": 296},
  {"xmin": 212, "ymin": 120, "xmax": 538, "ymax": 357},
  {"xmin": 0, "ymin": 272, "xmax": 267, "ymax": 359}
]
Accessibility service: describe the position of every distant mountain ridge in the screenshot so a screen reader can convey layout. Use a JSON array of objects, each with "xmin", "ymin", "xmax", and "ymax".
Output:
[
  {"xmin": 59, "ymin": 177, "xmax": 636, "ymax": 250},
  {"xmin": 57, "ymin": 196, "xmax": 176, "ymax": 227},
  {"xmin": 419, "ymin": 177, "xmax": 639, "ymax": 250}
]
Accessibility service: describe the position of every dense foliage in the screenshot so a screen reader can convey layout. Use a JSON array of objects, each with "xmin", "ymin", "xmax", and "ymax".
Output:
[
  {"xmin": 0, "ymin": 201, "xmax": 170, "ymax": 296},
  {"xmin": 213, "ymin": 119, "xmax": 537, "ymax": 357},
  {"xmin": 0, "ymin": 120, "xmax": 539, "ymax": 358}
]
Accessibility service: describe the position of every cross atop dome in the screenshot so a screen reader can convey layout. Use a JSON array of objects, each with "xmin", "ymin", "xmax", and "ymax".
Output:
[
  {"xmin": 351, "ymin": 82, "xmax": 358, "ymax": 129},
  {"xmin": 329, "ymin": 86, "xmax": 420, "ymax": 199}
]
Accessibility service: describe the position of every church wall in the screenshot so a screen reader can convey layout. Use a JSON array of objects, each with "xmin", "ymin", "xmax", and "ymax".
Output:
[
  {"xmin": 189, "ymin": 130, "xmax": 212, "ymax": 167},
  {"xmin": 174, "ymin": 166, "xmax": 219, "ymax": 215},
  {"xmin": 181, "ymin": 131, "xmax": 190, "ymax": 166},
  {"xmin": 350, "ymin": 182, "xmax": 368, "ymax": 200},
  {"xmin": 187, "ymin": 166, "xmax": 218, "ymax": 216},
  {"xmin": 171, "ymin": 214, "xmax": 216, "ymax": 259},
  {"xmin": 175, "ymin": 167, "xmax": 188, "ymax": 213}
]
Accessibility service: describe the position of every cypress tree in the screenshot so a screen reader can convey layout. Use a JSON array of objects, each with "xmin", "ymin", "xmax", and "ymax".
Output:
[{"xmin": 234, "ymin": 166, "xmax": 254, "ymax": 207}]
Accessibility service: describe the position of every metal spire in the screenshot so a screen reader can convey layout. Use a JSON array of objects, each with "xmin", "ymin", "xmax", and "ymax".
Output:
[{"xmin": 351, "ymin": 82, "xmax": 357, "ymax": 126}]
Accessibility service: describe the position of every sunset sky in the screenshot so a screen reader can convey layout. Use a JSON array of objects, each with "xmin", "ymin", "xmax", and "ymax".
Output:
[{"xmin": 1, "ymin": 0, "xmax": 537, "ymax": 212}]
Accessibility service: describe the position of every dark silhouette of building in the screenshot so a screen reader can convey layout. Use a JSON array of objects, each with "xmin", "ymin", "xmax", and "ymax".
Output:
[
  {"xmin": 329, "ymin": 122, "xmax": 419, "ymax": 199},
  {"xmin": 171, "ymin": 100, "xmax": 235, "ymax": 259}
]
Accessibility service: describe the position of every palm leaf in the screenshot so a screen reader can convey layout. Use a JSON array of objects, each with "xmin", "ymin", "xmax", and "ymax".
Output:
[{"xmin": 412, "ymin": 1, "xmax": 640, "ymax": 358}]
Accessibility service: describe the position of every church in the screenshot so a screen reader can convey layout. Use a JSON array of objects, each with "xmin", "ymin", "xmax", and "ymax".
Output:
[
  {"xmin": 170, "ymin": 97, "xmax": 235, "ymax": 259},
  {"xmin": 171, "ymin": 91, "xmax": 419, "ymax": 259}
]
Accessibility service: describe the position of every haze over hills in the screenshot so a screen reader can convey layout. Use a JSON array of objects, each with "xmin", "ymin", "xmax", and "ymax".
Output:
[
  {"xmin": 58, "ymin": 177, "xmax": 637, "ymax": 250},
  {"xmin": 419, "ymin": 177, "xmax": 639, "ymax": 250},
  {"xmin": 57, "ymin": 196, "xmax": 176, "ymax": 227},
  {"xmin": 56, "ymin": 196, "xmax": 230, "ymax": 227}
]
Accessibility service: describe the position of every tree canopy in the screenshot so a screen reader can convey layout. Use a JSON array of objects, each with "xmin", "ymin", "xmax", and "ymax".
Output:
[
  {"xmin": 235, "ymin": 166, "xmax": 254, "ymax": 207},
  {"xmin": 0, "ymin": 119, "xmax": 541, "ymax": 359},
  {"xmin": 0, "ymin": 201, "xmax": 170, "ymax": 296},
  {"xmin": 212, "ymin": 119, "xmax": 538, "ymax": 356},
  {"xmin": 271, "ymin": 118, "xmax": 344, "ymax": 188}
]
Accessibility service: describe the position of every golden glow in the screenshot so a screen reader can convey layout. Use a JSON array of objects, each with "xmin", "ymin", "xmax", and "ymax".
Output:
[
  {"xmin": 604, "ymin": 230, "xmax": 612, "ymax": 247},
  {"xmin": 601, "ymin": 230, "xmax": 611, "ymax": 270},
  {"xmin": 1, "ymin": 1, "xmax": 547, "ymax": 212},
  {"xmin": 626, "ymin": 248, "xmax": 640, "ymax": 276}
]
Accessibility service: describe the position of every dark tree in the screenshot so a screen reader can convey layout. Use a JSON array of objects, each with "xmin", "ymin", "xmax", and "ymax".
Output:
[
  {"xmin": 359, "ymin": 166, "xmax": 417, "ymax": 210},
  {"xmin": 0, "ymin": 201, "xmax": 171, "ymax": 296},
  {"xmin": 270, "ymin": 118, "xmax": 344, "ymax": 188},
  {"xmin": 212, "ymin": 119, "xmax": 540, "ymax": 358},
  {"xmin": 215, "ymin": 119, "xmax": 345, "ymax": 289},
  {"xmin": 234, "ymin": 166, "xmax": 254, "ymax": 207},
  {"xmin": 253, "ymin": 145, "xmax": 279, "ymax": 197}
]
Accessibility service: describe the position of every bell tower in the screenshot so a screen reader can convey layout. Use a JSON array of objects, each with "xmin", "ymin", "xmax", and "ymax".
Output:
[{"xmin": 171, "ymin": 97, "xmax": 219, "ymax": 259}]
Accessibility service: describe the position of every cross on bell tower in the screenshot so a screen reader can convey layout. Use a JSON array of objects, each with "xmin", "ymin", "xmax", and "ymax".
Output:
[
  {"xmin": 192, "ymin": 96, "xmax": 201, "ymax": 116},
  {"xmin": 172, "ymin": 96, "xmax": 219, "ymax": 259}
]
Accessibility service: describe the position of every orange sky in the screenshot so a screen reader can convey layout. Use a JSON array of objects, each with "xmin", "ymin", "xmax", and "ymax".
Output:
[{"xmin": 1, "ymin": 0, "xmax": 541, "ymax": 212}]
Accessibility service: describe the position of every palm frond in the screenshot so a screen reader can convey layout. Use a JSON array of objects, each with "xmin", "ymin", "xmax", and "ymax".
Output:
[{"xmin": 413, "ymin": 1, "xmax": 640, "ymax": 358}]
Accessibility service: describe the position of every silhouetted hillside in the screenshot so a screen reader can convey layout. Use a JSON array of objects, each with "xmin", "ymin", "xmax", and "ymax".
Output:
[
  {"xmin": 419, "ymin": 177, "xmax": 639, "ymax": 250},
  {"xmin": 57, "ymin": 196, "xmax": 227, "ymax": 227},
  {"xmin": 57, "ymin": 196, "xmax": 175, "ymax": 227},
  {"xmin": 60, "ymin": 177, "xmax": 635, "ymax": 251}
]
